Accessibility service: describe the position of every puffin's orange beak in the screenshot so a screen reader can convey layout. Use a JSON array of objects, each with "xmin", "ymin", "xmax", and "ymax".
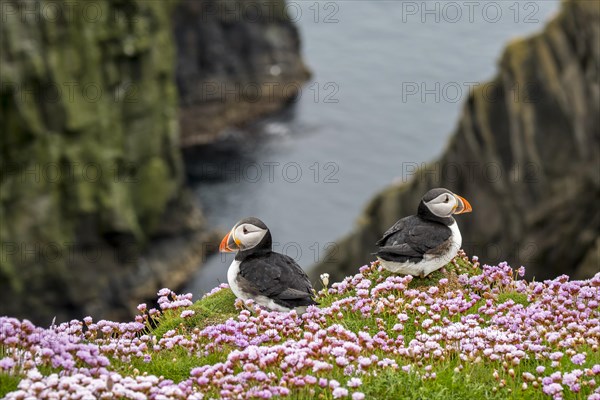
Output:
[
  {"xmin": 454, "ymin": 194, "xmax": 472, "ymax": 214},
  {"xmin": 219, "ymin": 230, "xmax": 238, "ymax": 252}
]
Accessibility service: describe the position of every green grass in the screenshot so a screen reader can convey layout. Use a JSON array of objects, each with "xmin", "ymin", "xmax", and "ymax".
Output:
[
  {"xmin": 360, "ymin": 363, "xmax": 502, "ymax": 400},
  {"xmin": 0, "ymin": 373, "xmax": 20, "ymax": 397},
  {"xmin": 151, "ymin": 288, "xmax": 238, "ymax": 339},
  {"xmin": 498, "ymin": 292, "xmax": 529, "ymax": 306},
  {"xmin": 115, "ymin": 347, "xmax": 226, "ymax": 382}
]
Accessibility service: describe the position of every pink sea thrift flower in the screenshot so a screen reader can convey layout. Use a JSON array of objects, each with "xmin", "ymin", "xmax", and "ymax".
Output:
[
  {"xmin": 333, "ymin": 387, "xmax": 349, "ymax": 398},
  {"xmin": 571, "ymin": 353, "xmax": 586, "ymax": 365},
  {"xmin": 180, "ymin": 310, "xmax": 195, "ymax": 319},
  {"xmin": 347, "ymin": 378, "xmax": 362, "ymax": 388}
]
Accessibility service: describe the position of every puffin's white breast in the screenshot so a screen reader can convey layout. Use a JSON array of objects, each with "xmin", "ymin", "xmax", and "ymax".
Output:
[
  {"xmin": 449, "ymin": 221, "xmax": 462, "ymax": 251},
  {"xmin": 227, "ymin": 260, "xmax": 247, "ymax": 301}
]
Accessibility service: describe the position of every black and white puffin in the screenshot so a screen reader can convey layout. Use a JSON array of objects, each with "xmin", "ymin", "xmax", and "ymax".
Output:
[
  {"xmin": 374, "ymin": 188, "xmax": 472, "ymax": 277},
  {"xmin": 219, "ymin": 217, "xmax": 317, "ymax": 313}
]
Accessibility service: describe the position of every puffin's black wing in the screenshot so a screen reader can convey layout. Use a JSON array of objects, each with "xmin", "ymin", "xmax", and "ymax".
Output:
[
  {"xmin": 238, "ymin": 253, "xmax": 317, "ymax": 309},
  {"xmin": 375, "ymin": 216, "xmax": 452, "ymax": 263},
  {"xmin": 375, "ymin": 244, "xmax": 424, "ymax": 262},
  {"xmin": 376, "ymin": 217, "xmax": 409, "ymax": 246}
]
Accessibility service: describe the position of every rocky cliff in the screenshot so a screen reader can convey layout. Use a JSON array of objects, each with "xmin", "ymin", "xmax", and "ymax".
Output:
[
  {"xmin": 0, "ymin": 0, "xmax": 206, "ymax": 323},
  {"xmin": 312, "ymin": 0, "xmax": 599, "ymax": 283},
  {"xmin": 1, "ymin": 0, "xmax": 309, "ymax": 323},
  {"xmin": 173, "ymin": 0, "xmax": 311, "ymax": 146}
]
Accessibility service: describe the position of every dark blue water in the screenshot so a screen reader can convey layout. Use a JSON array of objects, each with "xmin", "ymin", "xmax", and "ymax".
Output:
[{"xmin": 185, "ymin": 1, "xmax": 560, "ymax": 294}]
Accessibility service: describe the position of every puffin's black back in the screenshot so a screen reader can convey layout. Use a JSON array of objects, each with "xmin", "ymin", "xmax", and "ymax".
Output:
[
  {"xmin": 375, "ymin": 215, "xmax": 452, "ymax": 263},
  {"xmin": 238, "ymin": 252, "xmax": 317, "ymax": 308}
]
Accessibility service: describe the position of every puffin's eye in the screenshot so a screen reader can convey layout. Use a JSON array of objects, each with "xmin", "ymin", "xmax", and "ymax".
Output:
[
  {"xmin": 243, "ymin": 227, "xmax": 248, "ymax": 234},
  {"xmin": 444, "ymin": 196, "xmax": 449, "ymax": 203}
]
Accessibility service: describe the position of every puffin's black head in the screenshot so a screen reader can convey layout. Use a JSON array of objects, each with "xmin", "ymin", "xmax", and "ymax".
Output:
[
  {"xmin": 219, "ymin": 217, "xmax": 272, "ymax": 255},
  {"xmin": 418, "ymin": 188, "xmax": 472, "ymax": 221}
]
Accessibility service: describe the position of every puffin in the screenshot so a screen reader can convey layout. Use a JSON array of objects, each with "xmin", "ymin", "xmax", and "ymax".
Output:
[
  {"xmin": 219, "ymin": 217, "xmax": 317, "ymax": 313},
  {"xmin": 374, "ymin": 188, "xmax": 472, "ymax": 277}
]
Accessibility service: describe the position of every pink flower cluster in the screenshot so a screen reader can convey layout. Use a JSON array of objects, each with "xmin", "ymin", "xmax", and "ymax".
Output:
[
  {"xmin": 1, "ymin": 258, "xmax": 599, "ymax": 399},
  {"xmin": 157, "ymin": 290, "xmax": 194, "ymax": 311},
  {"xmin": 0, "ymin": 318, "xmax": 111, "ymax": 375}
]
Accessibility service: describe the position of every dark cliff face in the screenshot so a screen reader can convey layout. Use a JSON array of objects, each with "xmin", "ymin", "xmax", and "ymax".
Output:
[
  {"xmin": 173, "ymin": 0, "xmax": 311, "ymax": 146},
  {"xmin": 0, "ymin": 0, "xmax": 310, "ymax": 323},
  {"xmin": 0, "ymin": 1, "xmax": 201, "ymax": 323},
  {"xmin": 311, "ymin": 0, "xmax": 600, "ymax": 283}
]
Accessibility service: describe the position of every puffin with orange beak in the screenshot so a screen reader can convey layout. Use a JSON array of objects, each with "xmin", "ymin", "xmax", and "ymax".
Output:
[
  {"xmin": 219, "ymin": 217, "xmax": 317, "ymax": 313},
  {"xmin": 375, "ymin": 188, "xmax": 472, "ymax": 277}
]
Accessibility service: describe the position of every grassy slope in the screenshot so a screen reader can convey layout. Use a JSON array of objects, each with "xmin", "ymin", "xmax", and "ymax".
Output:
[
  {"xmin": 1, "ymin": 258, "xmax": 598, "ymax": 399},
  {"xmin": 107, "ymin": 258, "xmax": 600, "ymax": 399}
]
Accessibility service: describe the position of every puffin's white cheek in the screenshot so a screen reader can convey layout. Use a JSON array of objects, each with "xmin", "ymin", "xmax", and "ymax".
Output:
[
  {"xmin": 430, "ymin": 202, "xmax": 454, "ymax": 217},
  {"xmin": 234, "ymin": 226, "xmax": 245, "ymax": 241},
  {"xmin": 244, "ymin": 231, "xmax": 266, "ymax": 249}
]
